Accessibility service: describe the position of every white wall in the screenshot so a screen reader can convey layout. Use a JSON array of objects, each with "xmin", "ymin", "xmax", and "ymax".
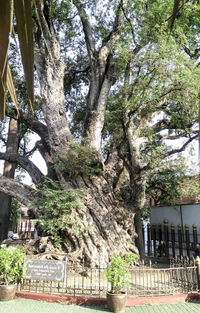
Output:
[{"xmin": 150, "ymin": 203, "xmax": 200, "ymax": 227}]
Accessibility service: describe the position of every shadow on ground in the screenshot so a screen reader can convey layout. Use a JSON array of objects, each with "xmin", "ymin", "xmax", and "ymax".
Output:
[{"xmin": 81, "ymin": 305, "xmax": 110, "ymax": 311}]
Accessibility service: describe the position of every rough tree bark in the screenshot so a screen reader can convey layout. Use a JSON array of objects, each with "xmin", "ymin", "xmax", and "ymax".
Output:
[
  {"xmin": 30, "ymin": 0, "xmax": 139, "ymax": 265},
  {"xmin": 8, "ymin": 0, "xmax": 138, "ymax": 266},
  {"xmin": 0, "ymin": 118, "xmax": 19, "ymax": 241},
  {"xmin": 134, "ymin": 211, "xmax": 145, "ymax": 260}
]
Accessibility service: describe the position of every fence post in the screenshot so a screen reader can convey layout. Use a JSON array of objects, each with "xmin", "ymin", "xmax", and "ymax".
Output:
[
  {"xmin": 152, "ymin": 224, "xmax": 157, "ymax": 257},
  {"xmin": 185, "ymin": 224, "xmax": 190, "ymax": 258},
  {"xmin": 158, "ymin": 223, "xmax": 163, "ymax": 257},
  {"xmin": 25, "ymin": 221, "xmax": 28, "ymax": 238},
  {"xmin": 195, "ymin": 244, "xmax": 200, "ymax": 257},
  {"xmin": 158, "ymin": 223, "xmax": 162, "ymax": 242},
  {"xmin": 193, "ymin": 224, "xmax": 198, "ymax": 247},
  {"xmin": 147, "ymin": 223, "xmax": 151, "ymax": 256},
  {"xmin": 28, "ymin": 220, "xmax": 31, "ymax": 239},
  {"xmin": 196, "ymin": 256, "xmax": 200, "ymax": 291},
  {"xmin": 142, "ymin": 221, "xmax": 144, "ymax": 242},
  {"xmin": 164, "ymin": 219, "xmax": 169, "ymax": 257},
  {"xmin": 178, "ymin": 224, "xmax": 183, "ymax": 257},
  {"xmin": 171, "ymin": 224, "xmax": 175, "ymax": 258}
]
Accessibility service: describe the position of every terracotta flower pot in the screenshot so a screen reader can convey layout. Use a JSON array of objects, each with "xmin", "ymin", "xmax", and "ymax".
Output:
[
  {"xmin": 0, "ymin": 284, "xmax": 17, "ymax": 301},
  {"xmin": 106, "ymin": 291, "xmax": 127, "ymax": 313}
]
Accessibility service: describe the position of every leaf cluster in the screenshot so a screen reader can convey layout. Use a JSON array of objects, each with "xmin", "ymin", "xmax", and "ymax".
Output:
[
  {"xmin": 172, "ymin": 1, "xmax": 200, "ymax": 50},
  {"xmin": 32, "ymin": 179, "xmax": 84, "ymax": 246},
  {"xmin": 57, "ymin": 143, "xmax": 102, "ymax": 179},
  {"xmin": 0, "ymin": 247, "xmax": 26, "ymax": 285},
  {"xmin": 146, "ymin": 157, "xmax": 199, "ymax": 206},
  {"xmin": 10, "ymin": 199, "xmax": 24, "ymax": 223},
  {"xmin": 104, "ymin": 253, "xmax": 135, "ymax": 294}
]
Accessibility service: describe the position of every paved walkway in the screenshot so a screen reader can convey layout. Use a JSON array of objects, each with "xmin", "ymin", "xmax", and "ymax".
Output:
[{"xmin": 0, "ymin": 298, "xmax": 200, "ymax": 313}]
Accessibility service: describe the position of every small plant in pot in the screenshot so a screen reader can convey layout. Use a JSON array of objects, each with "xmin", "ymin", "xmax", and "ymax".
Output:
[
  {"xmin": 0, "ymin": 246, "xmax": 26, "ymax": 301},
  {"xmin": 104, "ymin": 253, "xmax": 135, "ymax": 313}
]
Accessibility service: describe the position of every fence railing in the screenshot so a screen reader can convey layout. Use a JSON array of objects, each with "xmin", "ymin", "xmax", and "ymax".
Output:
[
  {"xmin": 21, "ymin": 262, "xmax": 198, "ymax": 297},
  {"xmin": 142, "ymin": 220, "xmax": 200, "ymax": 258},
  {"xmin": 18, "ymin": 219, "xmax": 36, "ymax": 239}
]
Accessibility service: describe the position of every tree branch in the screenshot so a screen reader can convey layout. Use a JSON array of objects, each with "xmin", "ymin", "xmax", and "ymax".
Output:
[
  {"xmin": 0, "ymin": 176, "xmax": 34, "ymax": 205},
  {"xmin": 169, "ymin": 0, "xmax": 180, "ymax": 31},
  {"xmin": 64, "ymin": 65, "xmax": 90, "ymax": 95},
  {"xmin": 7, "ymin": 106, "xmax": 50, "ymax": 149},
  {"xmin": 35, "ymin": 0, "xmax": 60, "ymax": 60},
  {"xmin": 120, "ymin": 1, "xmax": 139, "ymax": 48},
  {"xmin": 151, "ymin": 116, "xmax": 196, "ymax": 133},
  {"xmin": 166, "ymin": 134, "xmax": 199, "ymax": 157},
  {"xmin": 184, "ymin": 46, "xmax": 200, "ymax": 60},
  {"xmin": 151, "ymin": 119, "xmax": 172, "ymax": 132},
  {"xmin": 81, "ymin": 1, "xmax": 129, "ymax": 151},
  {"xmin": 97, "ymin": 0, "xmax": 128, "ymax": 75},
  {"xmin": 157, "ymin": 130, "xmax": 199, "ymax": 140},
  {"xmin": 142, "ymin": 134, "xmax": 198, "ymax": 173},
  {"xmin": 73, "ymin": 0, "xmax": 96, "ymax": 64},
  {"xmin": 34, "ymin": 140, "xmax": 57, "ymax": 179},
  {"xmin": 0, "ymin": 152, "xmax": 44, "ymax": 185}
]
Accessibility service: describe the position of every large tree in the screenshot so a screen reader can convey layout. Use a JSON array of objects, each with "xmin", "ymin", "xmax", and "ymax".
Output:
[{"xmin": 0, "ymin": 0, "xmax": 199, "ymax": 265}]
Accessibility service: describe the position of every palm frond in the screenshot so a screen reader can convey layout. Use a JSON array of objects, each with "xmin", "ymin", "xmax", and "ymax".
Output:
[
  {"xmin": 7, "ymin": 64, "xmax": 19, "ymax": 115},
  {"xmin": 0, "ymin": 0, "xmax": 13, "ymax": 119},
  {"xmin": 0, "ymin": 0, "xmax": 34, "ymax": 120}
]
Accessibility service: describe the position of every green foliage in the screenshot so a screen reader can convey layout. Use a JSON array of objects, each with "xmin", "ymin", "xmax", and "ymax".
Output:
[
  {"xmin": 57, "ymin": 143, "xmax": 102, "ymax": 179},
  {"xmin": 146, "ymin": 157, "xmax": 199, "ymax": 206},
  {"xmin": 0, "ymin": 247, "xmax": 26, "ymax": 285},
  {"xmin": 142, "ymin": 140, "xmax": 169, "ymax": 167},
  {"xmin": 104, "ymin": 253, "xmax": 135, "ymax": 294},
  {"xmin": 141, "ymin": 205, "xmax": 151, "ymax": 220},
  {"xmin": 10, "ymin": 199, "xmax": 23, "ymax": 223},
  {"xmin": 32, "ymin": 179, "xmax": 84, "ymax": 246},
  {"xmin": 105, "ymin": 29, "xmax": 199, "ymax": 159},
  {"xmin": 171, "ymin": 1, "xmax": 200, "ymax": 50},
  {"xmin": 177, "ymin": 175, "xmax": 200, "ymax": 202}
]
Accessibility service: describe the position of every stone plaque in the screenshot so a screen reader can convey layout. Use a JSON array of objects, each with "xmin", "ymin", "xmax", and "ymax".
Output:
[{"xmin": 24, "ymin": 259, "xmax": 66, "ymax": 282}]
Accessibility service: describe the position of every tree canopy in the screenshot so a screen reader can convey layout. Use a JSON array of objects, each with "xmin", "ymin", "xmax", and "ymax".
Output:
[{"xmin": 0, "ymin": 0, "xmax": 199, "ymax": 264}]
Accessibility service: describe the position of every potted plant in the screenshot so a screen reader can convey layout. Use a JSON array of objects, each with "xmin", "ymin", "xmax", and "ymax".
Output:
[
  {"xmin": 0, "ymin": 246, "xmax": 26, "ymax": 301},
  {"xmin": 104, "ymin": 253, "xmax": 135, "ymax": 313}
]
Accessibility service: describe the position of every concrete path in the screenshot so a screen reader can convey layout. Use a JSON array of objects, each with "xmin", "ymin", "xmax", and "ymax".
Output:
[{"xmin": 0, "ymin": 298, "xmax": 200, "ymax": 313}]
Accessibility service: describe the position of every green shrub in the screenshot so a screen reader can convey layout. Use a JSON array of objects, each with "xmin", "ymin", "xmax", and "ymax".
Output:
[
  {"xmin": 32, "ymin": 179, "xmax": 84, "ymax": 246},
  {"xmin": 0, "ymin": 247, "xmax": 26, "ymax": 285},
  {"xmin": 104, "ymin": 253, "xmax": 135, "ymax": 294},
  {"xmin": 57, "ymin": 143, "xmax": 102, "ymax": 179}
]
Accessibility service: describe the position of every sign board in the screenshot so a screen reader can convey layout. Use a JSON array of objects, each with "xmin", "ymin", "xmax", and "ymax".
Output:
[
  {"xmin": 7, "ymin": 231, "xmax": 13, "ymax": 239},
  {"xmin": 24, "ymin": 259, "xmax": 66, "ymax": 282}
]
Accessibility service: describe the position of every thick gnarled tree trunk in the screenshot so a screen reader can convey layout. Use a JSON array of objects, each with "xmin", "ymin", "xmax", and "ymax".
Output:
[
  {"xmin": 27, "ymin": 0, "xmax": 139, "ymax": 266},
  {"xmin": 0, "ymin": 118, "xmax": 19, "ymax": 241},
  {"xmin": 64, "ymin": 174, "xmax": 138, "ymax": 266},
  {"xmin": 0, "ymin": 0, "xmax": 144, "ymax": 265}
]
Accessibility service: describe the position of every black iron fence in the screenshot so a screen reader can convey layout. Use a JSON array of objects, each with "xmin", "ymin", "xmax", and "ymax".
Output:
[
  {"xmin": 142, "ymin": 220, "xmax": 200, "ymax": 258},
  {"xmin": 21, "ymin": 262, "xmax": 198, "ymax": 297}
]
